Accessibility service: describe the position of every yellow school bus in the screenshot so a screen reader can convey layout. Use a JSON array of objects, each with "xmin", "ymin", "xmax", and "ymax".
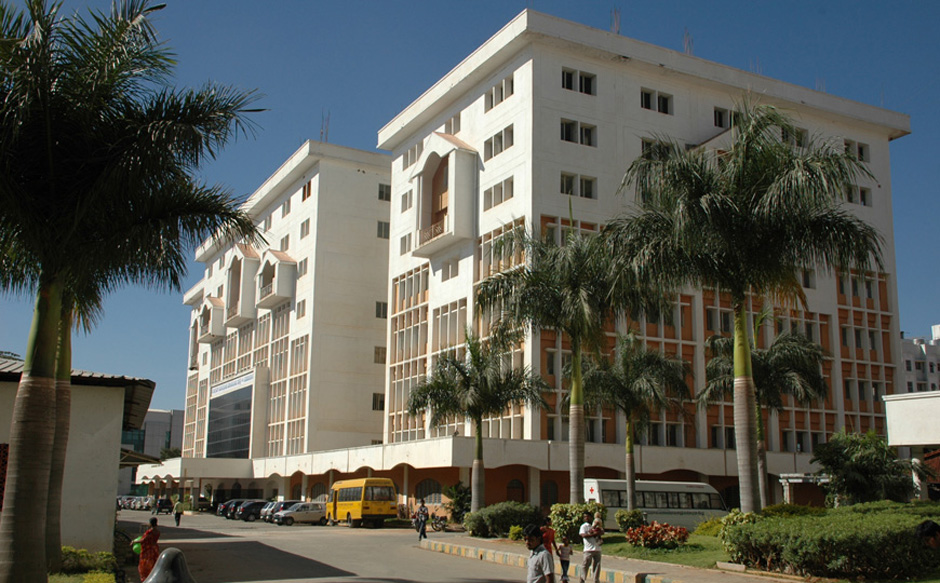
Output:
[{"xmin": 327, "ymin": 477, "xmax": 397, "ymax": 528}]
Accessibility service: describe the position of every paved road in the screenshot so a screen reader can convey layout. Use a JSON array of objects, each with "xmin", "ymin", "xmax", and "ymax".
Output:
[{"xmin": 118, "ymin": 510, "xmax": 522, "ymax": 583}]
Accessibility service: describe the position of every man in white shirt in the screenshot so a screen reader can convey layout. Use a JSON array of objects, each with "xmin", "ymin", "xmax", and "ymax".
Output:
[
  {"xmin": 578, "ymin": 511, "xmax": 602, "ymax": 583},
  {"xmin": 524, "ymin": 523, "xmax": 555, "ymax": 583}
]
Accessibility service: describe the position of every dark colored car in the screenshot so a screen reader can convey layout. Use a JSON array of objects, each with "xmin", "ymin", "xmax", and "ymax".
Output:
[
  {"xmin": 264, "ymin": 500, "xmax": 303, "ymax": 523},
  {"xmin": 153, "ymin": 498, "xmax": 173, "ymax": 515},
  {"xmin": 218, "ymin": 499, "xmax": 246, "ymax": 518},
  {"xmin": 235, "ymin": 500, "xmax": 267, "ymax": 522},
  {"xmin": 226, "ymin": 499, "xmax": 259, "ymax": 520}
]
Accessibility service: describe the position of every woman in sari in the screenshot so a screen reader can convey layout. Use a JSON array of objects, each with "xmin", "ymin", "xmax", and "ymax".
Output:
[{"xmin": 137, "ymin": 517, "xmax": 161, "ymax": 580}]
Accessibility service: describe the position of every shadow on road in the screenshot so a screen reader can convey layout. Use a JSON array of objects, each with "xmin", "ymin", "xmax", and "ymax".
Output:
[{"xmin": 118, "ymin": 519, "xmax": 234, "ymax": 540}]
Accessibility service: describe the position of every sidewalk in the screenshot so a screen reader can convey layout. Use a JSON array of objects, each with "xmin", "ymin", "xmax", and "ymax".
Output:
[{"xmin": 419, "ymin": 535, "xmax": 797, "ymax": 583}]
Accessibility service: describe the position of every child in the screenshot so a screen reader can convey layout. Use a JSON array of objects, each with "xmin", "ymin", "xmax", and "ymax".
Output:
[
  {"xmin": 557, "ymin": 536, "xmax": 572, "ymax": 582},
  {"xmin": 592, "ymin": 511, "xmax": 605, "ymax": 545}
]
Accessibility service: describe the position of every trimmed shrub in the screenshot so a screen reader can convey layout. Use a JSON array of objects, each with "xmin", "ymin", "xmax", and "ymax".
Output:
[
  {"xmin": 624, "ymin": 521, "xmax": 689, "ymax": 549},
  {"xmin": 59, "ymin": 547, "xmax": 116, "ymax": 575},
  {"xmin": 83, "ymin": 572, "xmax": 116, "ymax": 583},
  {"xmin": 549, "ymin": 501, "xmax": 606, "ymax": 543},
  {"xmin": 717, "ymin": 509, "xmax": 761, "ymax": 552},
  {"xmin": 760, "ymin": 503, "xmax": 825, "ymax": 518},
  {"xmin": 614, "ymin": 509, "xmax": 644, "ymax": 532},
  {"xmin": 508, "ymin": 525, "xmax": 524, "ymax": 541},
  {"xmin": 692, "ymin": 516, "xmax": 722, "ymax": 537},
  {"xmin": 464, "ymin": 501, "xmax": 541, "ymax": 538},
  {"xmin": 722, "ymin": 511, "xmax": 940, "ymax": 579}
]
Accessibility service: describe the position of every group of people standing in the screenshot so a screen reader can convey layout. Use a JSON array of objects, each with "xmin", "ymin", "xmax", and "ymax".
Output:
[{"xmin": 525, "ymin": 511, "xmax": 603, "ymax": 583}]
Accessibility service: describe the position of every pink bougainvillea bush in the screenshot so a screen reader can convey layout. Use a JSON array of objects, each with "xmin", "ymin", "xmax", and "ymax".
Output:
[{"xmin": 624, "ymin": 521, "xmax": 689, "ymax": 549}]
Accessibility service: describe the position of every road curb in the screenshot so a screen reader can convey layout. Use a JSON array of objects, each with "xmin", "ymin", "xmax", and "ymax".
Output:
[{"xmin": 419, "ymin": 539, "xmax": 686, "ymax": 583}]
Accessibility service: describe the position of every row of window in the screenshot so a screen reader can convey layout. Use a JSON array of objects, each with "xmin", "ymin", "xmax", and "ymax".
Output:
[{"xmin": 905, "ymin": 359, "xmax": 938, "ymax": 373}]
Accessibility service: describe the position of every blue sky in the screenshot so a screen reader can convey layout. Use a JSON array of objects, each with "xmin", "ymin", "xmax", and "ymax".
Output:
[{"xmin": 1, "ymin": 0, "xmax": 938, "ymax": 410}]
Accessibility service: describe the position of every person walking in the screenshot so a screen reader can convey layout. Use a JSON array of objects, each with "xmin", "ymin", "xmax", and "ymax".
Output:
[
  {"xmin": 541, "ymin": 516, "xmax": 559, "ymax": 557},
  {"xmin": 416, "ymin": 499, "xmax": 430, "ymax": 541},
  {"xmin": 523, "ymin": 523, "xmax": 554, "ymax": 583},
  {"xmin": 135, "ymin": 517, "xmax": 161, "ymax": 581},
  {"xmin": 173, "ymin": 499, "xmax": 184, "ymax": 526},
  {"xmin": 578, "ymin": 511, "xmax": 602, "ymax": 583}
]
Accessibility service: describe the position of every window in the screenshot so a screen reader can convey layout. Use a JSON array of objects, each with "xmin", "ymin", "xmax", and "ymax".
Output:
[
  {"xmin": 281, "ymin": 199, "xmax": 291, "ymax": 217},
  {"xmin": 484, "ymin": 74, "xmax": 514, "ymax": 111},
  {"xmin": 401, "ymin": 189, "xmax": 413, "ymax": 212},
  {"xmin": 906, "ymin": 360, "xmax": 912, "ymax": 371},
  {"xmin": 483, "ymin": 177, "xmax": 514, "ymax": 210},
  {"xmin": 641, "ymin": 90, "xmax": 653, "ymax": 110},
  {"xmin": 657, "ymin": 93, "xmax": 672, "ymax": 114},
  {"xmin": 280, "ymin": 235, "xmax": 289, "ymax": 251},
  {"xmin": 372, "ymin": 393, "xmax": 385, "ymax": 411},
  {"xmin": 300, "ymin": 219, "xmax": 310, "ymax": 239},
  {"xmin": 908, "ymin": 381, "xmax": 914, "ymax": 393},
  {"xmin": 865, "ymin": 279, "xmax": 874, "ymax": 299},
  {"xmin": 845, "ymin": 139, "xmax": 870, "ymax": 163},
  {"xmin": 782, "ymin": 127, "xmax": 808, "ymax": 148},
  {"xmin": 402, "ymin": 142, "xmax": 423, "ymax": 170},
  {"xmin": 801, "ymin": 269, "xmax": 815, "ymax": 289},
  {"xmin": 560, "ymin": 119, "xmax": 596, "ymax": 146},
  {"xmin": 859, "ymin": 187, "xmax": 871, "ymax": 207},
  {"xmin": 724, "ymin": 427, "xmax": 736, "ymax": 450},
  {"xmin": 559, "ymin": 172, "xmax": 596, "ymax": 199},
  {"xmin": 641, "ymin": 88, "xmax": 673, "ymax": 115},
  {"xmin": 374, "ymin": 346, "xmax": 386, "ymax": 364},
  {"xmin": 296, "ymin": 300, "xmax": 306, "ymax": 319},
  {"xmin": 714, "ymin": 107, "xmax": 728, "ymax": 128},
  {"xmin": 441, "ymin": 259, "xmax": 459, "ymax": 282},
  {"xmin": 263, "ymin": 215, "xmax": 272, "ymax": 231},
  {"xmin": 444, "ymin": 113, "xmax": 461, "ymax": 135},
  {"xmin": 841, "ymin": 326, "xmax": 849, "ymax": 347},
  {"xmin": 415, "ymin": 478, "xmax": 442, "ymax": 504},
  {"xmin": 302, "ymin": 181, "xmax": 312, "ymax": 201},
  {"xmin": 377, "ymin": 221, "xmax": 390, "ymax": 239},
  {"xmin": 399, "ymin": 233, "xmax": 412, "ymax": 255},
  {"xmin": 562, "ymin": 68, "xmax": 596, "ymax": 95},
  {"xmin": 483, "ymin": 125, "xmax": 514, "ymax": 161},
  {"xmin": 378, "ymin": 183, "xmax": 391, "ymax": 202},
  {"xmin": 298, "ymin": 258, "xmax": 308, "ymax": 278},
  {"xmin": 375, "ymin": 301, "xmax": 388, "ymax": 319}
]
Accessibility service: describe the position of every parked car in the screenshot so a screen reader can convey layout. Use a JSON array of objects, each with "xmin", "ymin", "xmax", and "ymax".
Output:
[
  {"xmin": 264, "ymin": 500, "xmax": 303, "ymax": 523},
  {"xmin": 227, "ymin": 499, "xmax": 261, "ymax": 520},
  {"xmin": 153, "ymin": 498, "xmax": 173, "ymax": 515},
  {"xmin": 259, "ymin": 502, "xmax": 276, "ymax": 522},
  {"xmin": 191, "ymin": 496, "xmax": 211, "ymax": 512},
  {"xmin": 273, "ymin": 502, "xmax": 327, "ymax": 526},
  {"xmin": 235, "ymin": 500, "xmax": 267, "ymax": 522},
  {"xmin": 217, "ymin": 499, "xmax": 246, "ymax": 518}
]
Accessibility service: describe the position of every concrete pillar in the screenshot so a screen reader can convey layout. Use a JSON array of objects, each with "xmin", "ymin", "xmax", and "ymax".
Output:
[
  {"xmin": 402, "ymin": 466, "xmax": 410, "ymax": 509},
  {"xmin": 301, "ymin": 474, "xmax": 309, "ymax": 501},
  {"xmin": 528, "ymin": 467, "xmax": 541, "ymax": 509},
  {"xmin": 780, "ymin": 479, "xmax": 793, "ymax": 504},
  {"xmin": 280, "ymin": 476, "xmax": 290, "ymax": 501}
]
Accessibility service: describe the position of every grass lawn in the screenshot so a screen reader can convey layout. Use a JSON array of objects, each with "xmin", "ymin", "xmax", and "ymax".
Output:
[
  {"xmin": 49, "ymin": 573, "xmax": 115, "ymax": 583},
  {"xmin": 595, "ymin": 533, "xmax": 728, "ymax": 569}
]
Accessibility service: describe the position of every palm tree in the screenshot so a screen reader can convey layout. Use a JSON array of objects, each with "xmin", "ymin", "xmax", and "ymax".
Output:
[
  {"xmin": 699, "ymin": 324, "xmax": 828, "ymax": 508},
  {"xmin": 0, "ymin": 2, "xmax": 260, "ymax": 580},
  {"xmin": 476, "ymin": 226, "xmax": 663, "ymax": 503},
  {"xmin": 581, "ymin": 333, "xmax": 690, "ymax": 510},
  {"xmin": 606, "ymin": 102, "xmax": 883, "ymax": 513},
  {"xmin": 407, "ymin": 327, "xmax": 547, "ymax": 513}
]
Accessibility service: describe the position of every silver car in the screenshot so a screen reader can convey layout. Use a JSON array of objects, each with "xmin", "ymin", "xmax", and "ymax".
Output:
[{"xmin": 273, "ymin": 502, "xmax": 327, "ymax": 526}]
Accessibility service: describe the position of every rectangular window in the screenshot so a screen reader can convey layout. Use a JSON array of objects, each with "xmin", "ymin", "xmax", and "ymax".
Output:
[
  {"xmin": 399, "ymin": 233, "xmax": 412, "ymax": 255},
  {"xmin": 402, "ymin": 142, "xmax": 423, "ymax": 170},
  {"xmin": 298, "ymin": 258, "xmax": 308, "ymax": 278},
  {"xmin": 375, "ymin": 301, "xmax": 388, "ymax": 319},
  {"xmin": 281, "ymin": 199, "xmax": 291, "ymax": 217},
  {"xmin": 801, "ymin": 269, "xmax": 815, "ymax": 288},
  {"xmin": 378, "ymin": 183, "xmax": 391, "ymax": 201},
  {"xmin": 562, "ymin": 69, "xmax": 575, "ymax": 90},
  {"xmin": 640, "ymin": 90, "xmax": 653, "ymax": 110},
  {"xmin": 859, "ymin": 187, "xmax": 871, "ymax": 207},
  {"xmin": 714, "ymin": 107, "xmax": 728, "ymax": 128},
  {"xmin": 280, "ymin": 235, "xmax": 289, "ymax": 251},
  {"xmin": 444, "ymin": 113, "xmax": 461, "ymax": 135},
  {"xmin": 301, "ymin": 181, "xmax": 312, "ymax": 201},
  {"xmin": 441, "ymin": 259, "xmax": 459, "ymax": 282},
  {"xmin": 580, "ymin": 124, "xmax": 596, "ymax": 146},
  {"xmin": 560, "ymin": 119, "xmax": 577, "ymax": 143},
  {"xmin": 377, "ymin": 221, "xmax": 390, "ymax": 239},
  {"xmin": 483, "ymin": 177, "xmax": 513, "ymax": 211},
  {"xmin": 841, "ymin": 326, "xmax": 850, "ymax": 347},
  {"xmin": 484, "ymin": 74, "xmax": 514, "ymax": 111},
  {"xmin": 561, "ymin": 119, "xmax": 596, "ymax": 146},
  {"xmin": 560, "ymin": 173, "xmax": 575, "ymax": 196},
  {"xmin": 264, "ymin": 215, "xmax": 272, "ymax": 232},
  {"xmin": 484, "ymin": 125, "xmax": 514, "ymax": 161},
  {"xmin": 641, "ymin": 89, "xmax": 673, "ymax": 115},
  {"xmin": 908, "ymin": 381, "xmax": 914, "ymax": 393},
  {"xmin": 372, "ymin": 393, "xmax": 385, "ymax": 411},
  {"xmin": 374, "ymin": 346, "xmax": 386, "ymax": 364},
  {"xmin": 854, "ymin": 328, "xmax": 863, "ymax": 349},
  {"xmin": 906, "ymin": 360, "xmax": 912, "ymax": 371},
  {"xmin": 300, "ymin": 219, "xmax": 310, "ymax": 239},
  {"xmin": 579, "ymin": 72, "xmax": 596, "ymax": 95},
  {"xmin": 401, "ymin": 189, "xmax": 413, "ymax": 212},
  {"xmin": 579, "ymin": 176, "xmax": 596, "ymax": 199},
  {"xmin": 296, "ymin": 300, "xmax": 306, "ymax": 319},
  {"xmin": 657, "ymin": 93, "xmax": 672, "ymax": 115}
]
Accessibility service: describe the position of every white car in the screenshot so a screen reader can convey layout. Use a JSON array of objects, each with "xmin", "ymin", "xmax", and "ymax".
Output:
[{"xmin": 273, "ymin": 502, "xmax": 327, "ymax": 526}]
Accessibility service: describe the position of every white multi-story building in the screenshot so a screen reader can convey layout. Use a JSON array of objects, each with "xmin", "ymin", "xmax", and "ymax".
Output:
[
  {"xmin": 376, "ymin": 9, "xmax": 909, "ymax": 507},
  {"xmin": 900, "ymin": 327, "xmax": 940, "ymax": 394},
  {"xmin": 142, "ymin": 10, "xmax": 910, "ymax": 509}
]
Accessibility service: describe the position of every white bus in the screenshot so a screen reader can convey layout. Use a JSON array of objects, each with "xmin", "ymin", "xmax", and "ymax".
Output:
[{"xmin": 583, "ymin": 479, "xmax": 728, "ymax": 530}]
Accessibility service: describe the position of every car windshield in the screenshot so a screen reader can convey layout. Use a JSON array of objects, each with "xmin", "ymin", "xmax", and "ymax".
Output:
[{"xmin": 287, "ymin": 503, "xmax": 304, "ymax": 511}]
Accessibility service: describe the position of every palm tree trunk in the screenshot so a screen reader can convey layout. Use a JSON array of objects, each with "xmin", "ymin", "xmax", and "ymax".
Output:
[
  {"xmin": 569, "ymin": 341, "xmax": 585, "ymax": 503},
  {"xmin": 732, "ymin": 302, "xmax": 761, "ymax": 514},
  {"xmin": 625, "ymin": 416, "xmax": 636, "ymax": 511},
  {"xmin": 471, "ymin": 418, "xmax": 485, "ymax": 513},
  {"xmin": 46, "ymin": 308, "xmax": 73, "ymax": 573},
  {"xmin": 0, "ymin": 275, "xmax": 63, "ymax": 583},
  {"xmin": 755, "ymin": 403, "xmax": 769, "ymax": 509}
]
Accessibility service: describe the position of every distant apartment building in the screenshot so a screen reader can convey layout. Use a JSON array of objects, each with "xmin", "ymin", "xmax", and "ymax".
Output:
[
  {"xmin": 900, "ymin": 327, "xmax": 940, "ymax": 394},
  {"xmin": 142, "ymin": 10, "xmax": 909, "ymax": 509},
  {"xmin": 119, "ymin": 409, "xmax": 183, "ymax": 494}
]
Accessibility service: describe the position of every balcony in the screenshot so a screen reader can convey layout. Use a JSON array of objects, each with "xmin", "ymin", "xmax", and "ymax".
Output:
[
  {"xmin": 256, "ymin": 250, "xmax": 297, "ymax": 309},
  {"xmin": 225, "ymin": 245, "xmax": 260, "ymax": 328},
  {"xmin": 197, "ymin": 297, "xmax": 225, "ymax": 343}
]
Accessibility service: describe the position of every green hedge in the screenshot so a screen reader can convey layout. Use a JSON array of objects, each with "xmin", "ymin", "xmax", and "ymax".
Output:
[
  {"xmin": 614, "ymin": 509, "xmax": 644, "ymax": 532},
  {"xmin": 549, "ymin": 501, "xmax": 606, "ymax": 543},
  {"xmin": 722, "ymin": 511, "xmax": 940, "ymax": 579},
  {"xmin": 58, "ymin": 547, "xmax": 116, "ymax": 575},
  {"xmin": 760, "ymin": 503, "xmax": 825, "ymax": 518},
  {"xmin": 463, "ymin": 501, "xmax": 541, "ymax": 538}
]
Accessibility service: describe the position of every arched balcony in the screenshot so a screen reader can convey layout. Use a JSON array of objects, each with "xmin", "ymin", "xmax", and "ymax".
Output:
[
  {"xmin": 225, "ymin": 244, "xmax": 261, "ymax": 327},
  {"xmin": 197, "ymin": 296, "xmax": 225, "ymax": 343},
  {"xmin": 256, "ymin": 250, "xmax": 297, "ymax": 309}
]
